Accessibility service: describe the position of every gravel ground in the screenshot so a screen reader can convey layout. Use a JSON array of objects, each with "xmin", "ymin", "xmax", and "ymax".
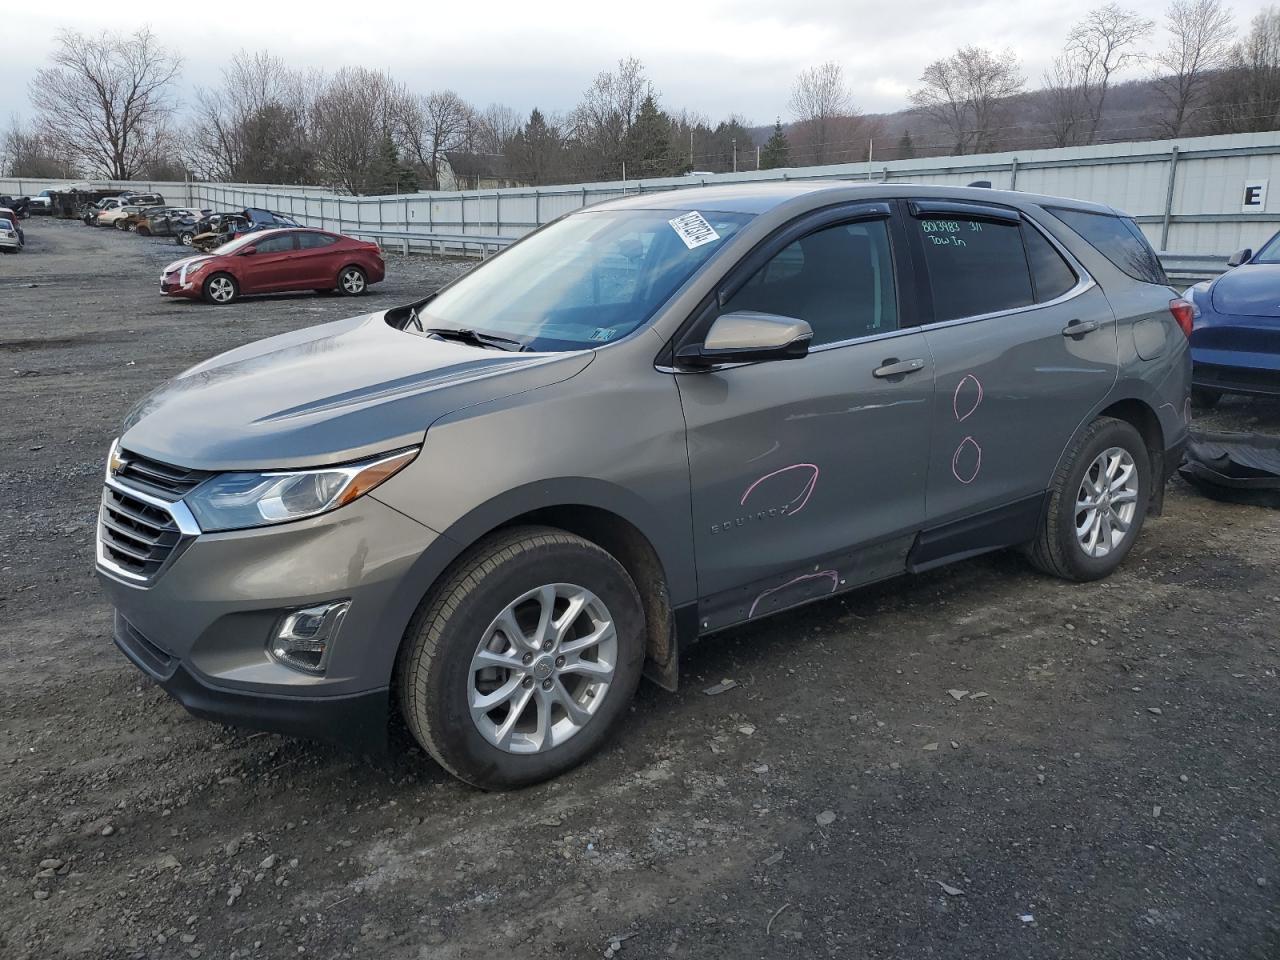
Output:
[{"xmin": 1, "ymin": 216, "xmax": 1278, "ymax": 960}]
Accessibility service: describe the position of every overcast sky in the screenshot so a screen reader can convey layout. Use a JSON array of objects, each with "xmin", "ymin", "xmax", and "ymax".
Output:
[{"xmin": 1, "ymin": 0, "xmax": 1273, "ymax": 127}]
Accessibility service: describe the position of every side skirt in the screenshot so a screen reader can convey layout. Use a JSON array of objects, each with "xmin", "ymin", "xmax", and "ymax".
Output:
[{"xmin": 906, "ymin": 492, "xmax": 1047, "ymax": 573}]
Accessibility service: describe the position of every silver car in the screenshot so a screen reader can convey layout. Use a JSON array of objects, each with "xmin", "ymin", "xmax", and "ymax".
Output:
[{"xmin": 96, "ymin": 183, "xmax": 1191, "ymax": 788}]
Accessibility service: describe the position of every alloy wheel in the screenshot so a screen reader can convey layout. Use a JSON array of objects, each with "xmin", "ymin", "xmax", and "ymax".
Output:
[
  {"xmin": 340, "ymin": 269, "xmax": 365, "ymax": 294},
  {"xmin": 1075, "ymin": 446, "xmax": 1139, "ymax": 558},
  {"xmin": 468, "ymin": 583, "xmax": 617, "ymax": 754},
  {"xmin": 207, "ymin": 277, "xmax": 235, "ymax": 303}
]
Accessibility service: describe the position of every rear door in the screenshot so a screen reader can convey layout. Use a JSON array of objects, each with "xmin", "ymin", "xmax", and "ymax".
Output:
[
  {"xmin": 236, "ymin": 232, "xmax": 300, "ymax": 293},
  {"xmin": 294, "ymin": 232, "xmax": 341, "ymax": 287},
  {"xmin": 903, "ymin": 199, "xmax": 1119, "ymax": 532},
  {"xmin": 675, "ymin": 202, "xmax": 935, "ymax": 630}
]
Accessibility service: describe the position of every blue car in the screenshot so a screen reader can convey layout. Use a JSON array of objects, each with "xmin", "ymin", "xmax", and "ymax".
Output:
[{"xmin": 1184, "ymin": 233, "xmax": 1280, "ymax": 406}]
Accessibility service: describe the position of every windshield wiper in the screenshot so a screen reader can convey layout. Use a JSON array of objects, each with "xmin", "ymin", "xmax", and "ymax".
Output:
[{"xmin": 422, "ymin": 326, "xmax": 525, "ymax": 352}]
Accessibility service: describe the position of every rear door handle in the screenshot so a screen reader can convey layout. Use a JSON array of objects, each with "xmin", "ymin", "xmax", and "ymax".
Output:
[
  {"xmin": 1062, "ymin": 319, "xmax": 1100, "ymax": 338},
  {"xmin": 873, "ymin": 357, "xmax": 926, "ymax": 378}
]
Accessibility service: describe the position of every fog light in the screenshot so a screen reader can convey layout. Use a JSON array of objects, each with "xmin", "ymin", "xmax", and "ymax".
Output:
[{"xmin": 269, "ymin": 601, "xmax": 350, "ymax": 674}]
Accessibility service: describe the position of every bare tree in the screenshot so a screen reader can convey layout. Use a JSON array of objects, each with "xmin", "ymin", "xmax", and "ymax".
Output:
[
  {"xmin": 397, "ymin": 90, "xmax": 474, "ymax": 190},
  {"xmin": 910, "ymin": 46, "xmax": 1024, "ymax": 154},
  {"xmin": 570, "ymin": 57, "xmax": 654, "ymax": 177},
  {"xmin": 473, "ymin": 103, "xmax": 522, "ymax": 157},
  {"xmin": 310, "ymin": 67, "xmax": 406, "ymax": 193},
  {"xmin": 1, "ymin": 117, "xmax": 77, "ymax": 178},
  {"xmin": 1208, "ymin": 7, "xmax": 1280, "ymax": 132},
  {"xmin": 1064, "ymin": 4, "xmax": 1156, "ymax": 143},
  {"xmin": 28, "ymin": 28, "xmax": 182, "ymax": 180},
  {"xmin": 1040, "ymin": 55, "xmax": 1092, "ymax": 147},
  {"xmin": 1152, "ymin": 0, "xmax": 1236, "ymax": 134},
  {"xmin": 190, "ymin": 51, "xmax": 315, "ymax": 183},
  {"xmin": 788, "ymin": 61, "xmax": 860, "ymax": 165}
]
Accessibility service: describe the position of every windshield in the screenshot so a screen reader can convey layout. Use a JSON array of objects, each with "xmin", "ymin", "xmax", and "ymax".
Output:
[
  {"xmin": 213, "ymin": 230, "xmax": 274, "ymax": 255},
  {"xmin": 413, "ymin": 208, "xmax": 753, "ymax": 351},
  {"xmin": 1253, "ymin": 230, "xmax": 1280, "ymax": 263}
]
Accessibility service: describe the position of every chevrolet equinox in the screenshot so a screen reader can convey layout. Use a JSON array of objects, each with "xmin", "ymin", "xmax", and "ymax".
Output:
[{"xmin": 96, "ymin": 184, "xmax": 1192, "ymax": 788}]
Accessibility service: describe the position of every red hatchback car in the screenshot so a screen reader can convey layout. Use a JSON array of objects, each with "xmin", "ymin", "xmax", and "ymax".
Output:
[{"xmin": 161, "ymin": 228, "xmax": 385, "ymax": 304}]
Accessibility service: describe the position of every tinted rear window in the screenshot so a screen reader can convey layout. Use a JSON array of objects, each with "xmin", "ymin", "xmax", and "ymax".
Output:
[
  {"xmin": 1024, "ymin": 224, "xmax": 1078, "ymax": 301},
  {"xmin": 913, "ymin": 215, "xmax": 1033, "ymax": 321},
  {"xmin": 1049, "ymin": 207, "xmax": 1168, "ymax": 285}
]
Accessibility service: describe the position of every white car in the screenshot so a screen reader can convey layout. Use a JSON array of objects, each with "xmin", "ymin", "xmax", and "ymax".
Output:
[
  {"xmin": 0, "ymin": 217, "xmax": 23, "ymax": 253},
  {"xmin": 28, "ymin": 190, "xmax": 57, "ymax": 211}
]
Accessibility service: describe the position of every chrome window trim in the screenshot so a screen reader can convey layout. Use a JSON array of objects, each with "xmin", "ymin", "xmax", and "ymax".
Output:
[{"xmin": 96, "ymin": 474, "xmax": 202, "ymax": 586}]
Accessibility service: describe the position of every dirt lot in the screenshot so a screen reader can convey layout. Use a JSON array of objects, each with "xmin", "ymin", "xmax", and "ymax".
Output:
[{"xmin": 1, "ymin": 217, "xmax": 1277, "ymax": 960}]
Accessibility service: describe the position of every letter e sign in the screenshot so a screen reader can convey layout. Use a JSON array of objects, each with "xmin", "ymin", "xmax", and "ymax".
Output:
[{"xmin": 1242, "ymin": 179, "xmax": 1269, "ymax": 213}]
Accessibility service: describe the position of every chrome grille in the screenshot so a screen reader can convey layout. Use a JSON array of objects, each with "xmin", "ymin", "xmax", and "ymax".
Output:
[
  {"xmin": 114, "ymin": 450, "xmax": 210, "ymax": 500},
  {"xmin": 98, "ymin": 485, "xmax": 185, "ymax": 581}
]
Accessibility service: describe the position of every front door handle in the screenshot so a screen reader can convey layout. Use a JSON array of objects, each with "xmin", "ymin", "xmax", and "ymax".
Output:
[
  {"xmin": 873, "ymin": 357, "xmax": 926, "ymax": 378},
  {"xmin": 1062, "ymin": 318, "xmax": 1100, "ymax": 338}
]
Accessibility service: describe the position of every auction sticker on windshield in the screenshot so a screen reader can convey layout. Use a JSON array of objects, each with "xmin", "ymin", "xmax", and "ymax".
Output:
[{"xmin": 669, "ymin": 211, "xmax": 720, "ymax": 250}]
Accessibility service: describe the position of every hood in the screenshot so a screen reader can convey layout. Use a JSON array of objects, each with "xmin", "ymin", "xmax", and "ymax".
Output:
[
  {"xmin": 119, "ymin": 313, "xmax": 593, "ymax": 471},
  {"xmin": 163, "ymin": 254, "xmax": 211, "ymax": 274},
  {"xmin": 1210, "ymin": 263, "xmax": 1280, "ymax": 318}
]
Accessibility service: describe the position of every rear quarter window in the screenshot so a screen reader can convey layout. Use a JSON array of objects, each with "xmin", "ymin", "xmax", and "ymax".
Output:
[{"xmin": 1048, "ymin": 207, "xmax": 1169, "ymax": 285}]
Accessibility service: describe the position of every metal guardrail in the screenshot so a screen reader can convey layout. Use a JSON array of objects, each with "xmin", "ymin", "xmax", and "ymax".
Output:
[
  {"xmin": 1160, "ymin": 252, "xmax": 1229, "ymax": 283},
  {"xmin": 344, "ymin": 228, "xmax": 512, "ymax": 258}
]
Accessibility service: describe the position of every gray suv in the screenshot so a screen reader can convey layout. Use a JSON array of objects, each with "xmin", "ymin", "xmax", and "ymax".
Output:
[{"xmin": 96, "ymin": 183, "xmax": 1191, "ymax": 788}]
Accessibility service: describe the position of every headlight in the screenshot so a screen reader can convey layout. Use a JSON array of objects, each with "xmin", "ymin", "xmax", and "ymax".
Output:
[{"xmin": 185, "ymin": 447, "xmax": 418, "ymax": 532}]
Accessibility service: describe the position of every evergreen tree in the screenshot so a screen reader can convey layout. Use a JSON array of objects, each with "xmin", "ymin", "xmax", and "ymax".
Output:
[
  {"xmin": 896, "ymin": 129, "xmax": 916, "ymax": 159},
  {"xmin": 507, "ymin": 108, "xmax": 564, "ymax": 185},
  {"xmin": 367, "ymin": 135, "xmax": 418, "ymax": 195},
  {"xmin": 760, "ymin": 119, "xmax": 790, "ymax": 170},
  {"xmin": 624, "ymin": 94, "xmax": 675, "ymax": 178}
]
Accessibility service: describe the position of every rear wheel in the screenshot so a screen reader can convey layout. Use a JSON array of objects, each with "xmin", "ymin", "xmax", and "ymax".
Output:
[
  {"xmin": 1191, "ymin": 388, "xmax": 1222, "ymax": 408},
  {"xmin": 1026, "ymin": 417, "xmax": 1150, "ymax": 582},
  {"xmin": 202, "ymin": 273, "xmax": 238, "ymax": 305},
  {"xmin": 337, "ymin": 265, "xmax": 367, "ymax": 296},
  {"xmin": 397, "ymin": 526, "xmax": 645, "ymax": 789}
]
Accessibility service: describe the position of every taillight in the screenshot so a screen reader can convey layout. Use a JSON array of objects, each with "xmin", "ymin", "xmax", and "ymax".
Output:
[{"xmin": 1169, "ymin": 298, "xmax": 1194, "ymax": 337}]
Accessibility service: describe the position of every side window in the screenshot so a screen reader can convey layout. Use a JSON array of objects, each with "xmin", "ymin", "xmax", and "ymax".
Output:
[
  {"xmin": 1048, "ymin": 207, "xmax": 1169, "ymax": 285},
  {"xmin": 254, "ymin": 234, "xmax": 296, "ymax": 254},
  {"xmin": 1023, "ymin": 224, "xmax": 1078, "ymax": 302},
  {"xmin": 722, "ymin": 219, "xmax": 898, "ymax": 346},
  {"xmin": 297, "ymin": 233, "xmax": 337, "ymax": 249},
  {"xmin": 913, "ymin": 214, "xmax": 1033, "ymax": 322}
]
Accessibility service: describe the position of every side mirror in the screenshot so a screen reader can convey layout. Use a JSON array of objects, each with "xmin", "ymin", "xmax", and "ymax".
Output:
[
  {"xmin": 1227, "ymin": 248, "xmax": 1252, "ymax": 267},
  {"xmin": 676, "ymin": 311, "xmax": 812, "ymax": 368},
  {"xmin": 241, "ymin": 245, "xmax": 257, "ymax": 256}
]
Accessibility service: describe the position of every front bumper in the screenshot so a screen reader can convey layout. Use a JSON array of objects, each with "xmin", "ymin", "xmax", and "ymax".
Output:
[
  {"xmin": 114, "ymin": 610, "xmax": 390, "ymax": 752},
  {"xmin": 97, "ymin": 489, "xmax": 444, "ymax": 748}
]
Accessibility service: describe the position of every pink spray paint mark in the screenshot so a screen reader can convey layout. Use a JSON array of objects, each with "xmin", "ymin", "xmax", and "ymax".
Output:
[
  {"xmin": 951, "ymin": 436, "xmax": 982, "ymax": 484},
  {"xmin": 953, "ymin": 373, "xmax": 983, "ymax": 422},
  {"xmin": 740, "ymin": 463, "xmax": 820, "ymax": 515},
  {"xmin": 748, "ymin": 570, "xmax": 839, "ymax": 619}
]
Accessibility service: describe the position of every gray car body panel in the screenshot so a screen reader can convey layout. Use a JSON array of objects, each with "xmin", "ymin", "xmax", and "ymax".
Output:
[{"xmin": 100, "ymin": 182, "xmax": 1190, "ymax": 718}]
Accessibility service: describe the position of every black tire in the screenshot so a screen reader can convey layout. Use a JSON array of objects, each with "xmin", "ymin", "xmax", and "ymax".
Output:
[
  {"xmin": 114, "ymin": 219, "xmax": 129, "ymax": 231},
  {"xmin": 397, "ymin": 526, "xmax": 645, "ymax": 789},
  {"xmin": 337, "ymin": 265, "xmax": 367, "ymax": 296},
  {"xmin": 201, "ymin": 272, "xmax": 239, "ymax": 305},
  {"xmin": 1191, "ymin": 387, "xmax": 1222, "ymax": 408},
  {"xmin": 178, "ymin": 230, "xmax": 194, "ymax": 246},
  {"xmin": 136, "ymin": 225, "xmax": 151, "ymax": 237},
  {"xmin": 1026, "ymin": 416, "xmax": 1151, "ymax": 582}
]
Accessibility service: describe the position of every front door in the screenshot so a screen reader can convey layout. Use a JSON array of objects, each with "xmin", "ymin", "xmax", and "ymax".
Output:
[
  {"xmin": 236, "ymin": 232, "xmax": 299, "ymax": 293},
  {"xmin": 675, "ymin": 206, "xmax": 934, "ymax": 631},
  {"xmin": 902, "ymin": 199, "xmax": 1120, "ymax": 529}
]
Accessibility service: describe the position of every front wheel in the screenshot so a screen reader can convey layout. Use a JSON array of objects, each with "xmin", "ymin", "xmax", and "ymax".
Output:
[
  {"xmin": 178, "ymin": 230, "xmax": 194, "ymax": 246},
  {"xmin": 337, "ymin": 265, "xmax": 367, "ymax": 295},
  {"xmin": 397, "ymin": 527, "xmax": 645, "ymax": 789},
  {"xmin": 1026, "ymin": 416, "xmax": 1151, "ymax": 582},
  {"xmin": 202, "ymin": 272, "xmax": 239, "ymax": 305}
]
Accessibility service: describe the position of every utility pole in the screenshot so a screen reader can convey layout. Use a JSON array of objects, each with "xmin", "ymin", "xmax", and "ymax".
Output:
[
  {"xmin": 689, "ymin": 129, "xmax": 694, "ymax": 170},
  {"xmin": 732, "ymin": 138, "xmax": 737, "ymax": 173},
  {"xmin": 867, "ymin": 139, "xmax": 874, "ymax": 181},
  {"xmin": 756, "ymin": 145, "xmax": 761, "ymax": 169},
  {"xmin": 622, "ymin": 161, "xmax": 626, "ymax": 183}
]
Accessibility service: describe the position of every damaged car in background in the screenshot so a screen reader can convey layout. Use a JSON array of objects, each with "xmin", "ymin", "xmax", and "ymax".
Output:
[{"xmin": 1183, "ymin": 231, "xmax": 1280, "ymax": 405}]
